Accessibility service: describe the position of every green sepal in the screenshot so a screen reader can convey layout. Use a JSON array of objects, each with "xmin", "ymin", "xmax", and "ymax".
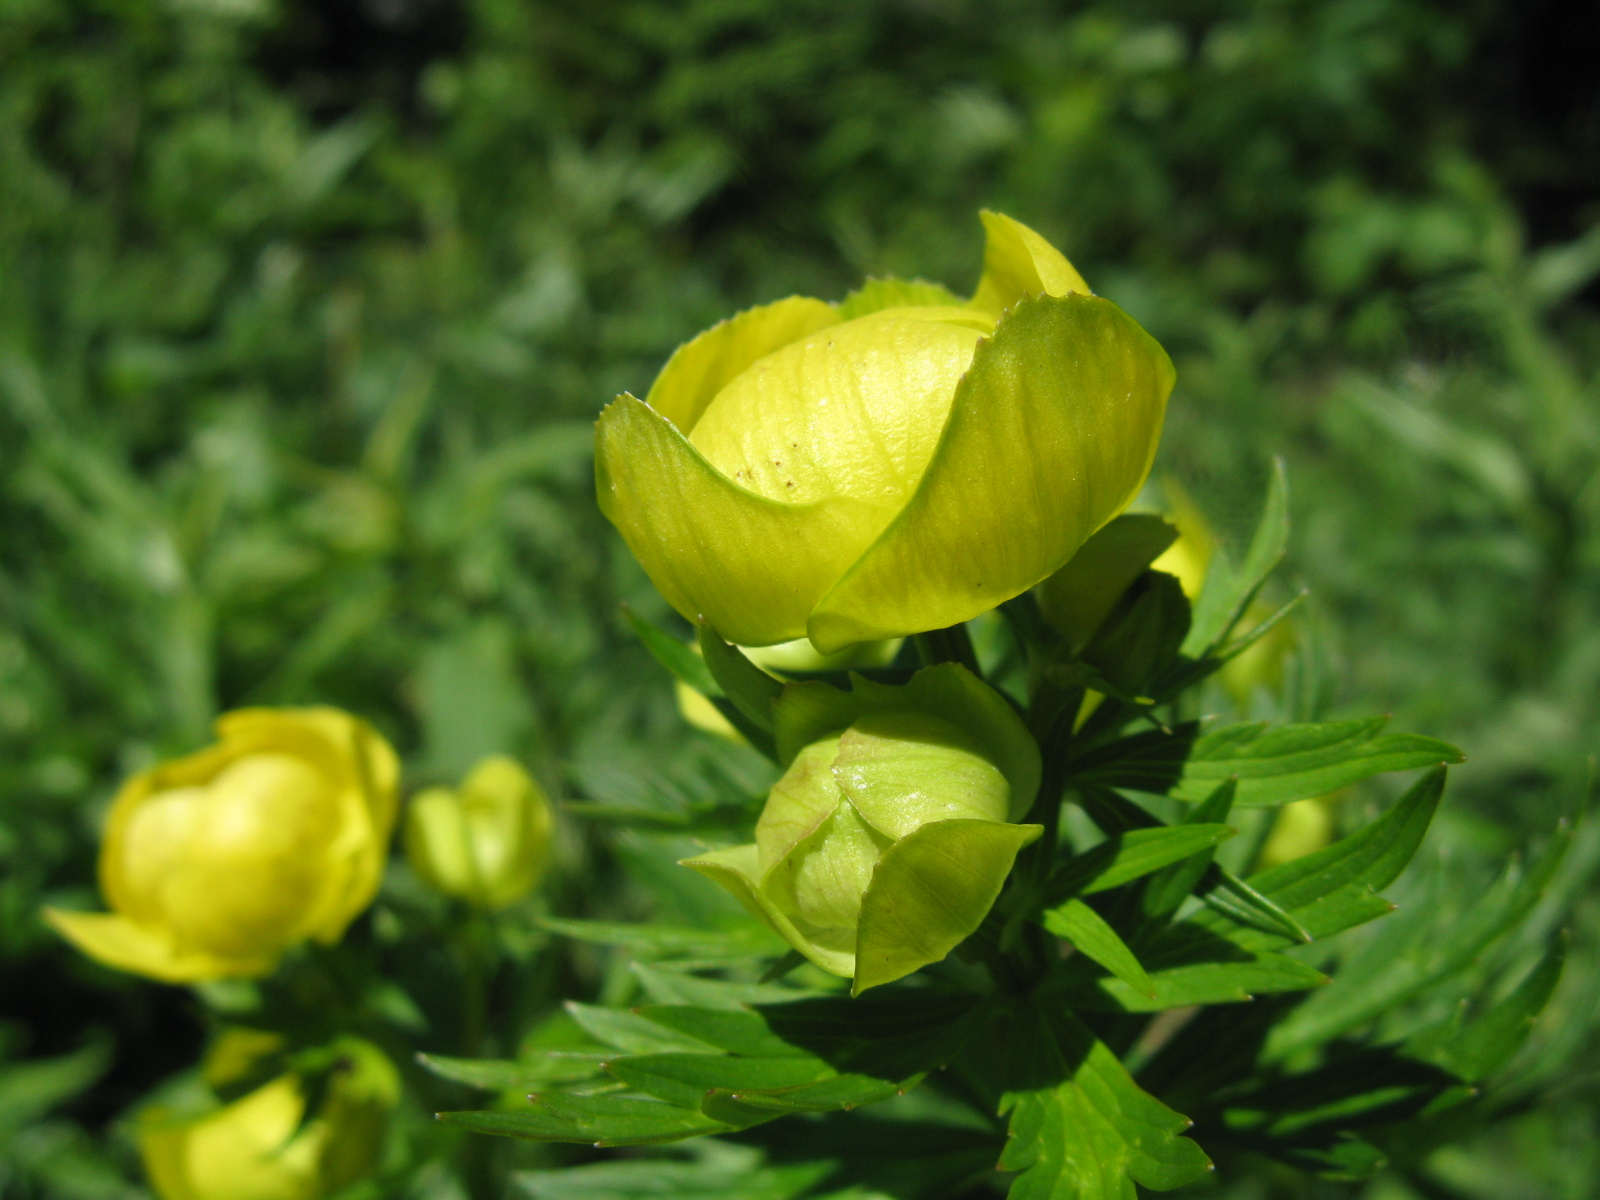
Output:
[
  {"xmin": 1080, "ymin": 570, "xmax": 1191, "ymax": 697},
  {"xmin": 1036, "ymin": 514, "xmax": 1179, "ymax": 650},
  {"xmin": 853, "ymin": 818, "xmax": 1043, "ymax": 994},
  {"xmin": 699, "ymin": 623, "xmax": 783, "ymax": 737}
]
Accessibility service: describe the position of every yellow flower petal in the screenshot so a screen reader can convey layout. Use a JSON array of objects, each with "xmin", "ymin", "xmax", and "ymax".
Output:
[
  {"xmin": 43, "ymin": 910, "xmax": 262, "ymax": 983},
  {"xmin": 595, "ymin": 393, "xmax": 885, "ymax": 646},
  {"xmin": 808, "ymin": 293, "xmax": 1173, "ymax": 651},
  {"xmin": 645, "ymin": 296, "xmax": 840, "ymax": 434},
  {"xmin": 969, "ymin": 210, "xmax": 1091, "ymax": 316}
]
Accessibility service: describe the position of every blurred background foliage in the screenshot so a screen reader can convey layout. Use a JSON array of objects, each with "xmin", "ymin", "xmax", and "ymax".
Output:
[{"xmin": 0, "ymin": 0, "xmax": 1597, "ymax": 1196}]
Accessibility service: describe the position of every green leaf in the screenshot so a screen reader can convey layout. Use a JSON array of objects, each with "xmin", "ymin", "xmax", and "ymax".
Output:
[
  {"xmin": 517, "ymin": 1153, "xmax": 835, "ymax": 1200},
  {"xmin": 1183, "ymin": 457, "xmax": 1288, "ymax": 655},
  {"xmin": 1142, "ymin": 781, "xmax": 1236, "ymax": 919},
  {"xmin": 622, "ymin": 605, "xmax": 720, "ymax": 695},
  {"xmin": 605, "ymin": 1053, "xmax": 836, "ymax": 1111},
  {"xmin": 629, "ymin": 963, "xmax": 825, "ymax": 1009},
  {"xmin": 1263, "ymin": 815, "xmax": 1574, "ymax": 1059},
  {"xmin": 1050, "ymin": 824, "xmax": 1237, "ymax": 899},
  {"xmin": 438, "ymin": 1093, "xmax": 732, "ymax": 1146},
  {"xmin": 563, "ymin": 1003, "xmax": 722, "ymax": 1055},
  {"xmin": 634, "ymin": 1006, "xmax": 812, "ymax": 1058},
  {"xmin": 1000, "ymin": 1002, "xmax": 1211, "ymax": 1198},
  {"xmin": 0, "ymin": 1040, "xmax": 111, "ymax": 1130},
  {"xmin": 700, "ymin": 623, "xmax": 783, "ymax": 733},
  {"xmin": 1069, "ymin": 951, "xmax": 1328, "ymax": 1012},
  {"xmin": 1200, "ymin": 866, "xmax": 1311, "ymax": 944},
  {"xmin": 1172, "ymin": 717, "xmax": 1461, "ymax": 808},
  {"xmin": 1041, "ymin": 900, "xmax": 1155, "ymax": 998},
  {"xmin": 541, "ymin": 918, "xmax": 783, "ymax": 961},
  {"xmin": 1407, "ymin": 934, "xmax": 1567, "ymax": 1083},
  {"xmin": 417, "ymin": 1052, "xmax": 604, "ymax": 1090},
  {"xmin": 1192, "ymin": 767, "xmax": 1444, "ymax": 953},
  {"xmin": 700, "ymin": 1073, "xmax": 907, "ymax": 1125}
]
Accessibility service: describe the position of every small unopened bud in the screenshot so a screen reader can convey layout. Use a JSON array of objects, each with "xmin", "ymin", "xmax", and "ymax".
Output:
[{"xmin": 404, "ymin": 756, "xmax": 553, "ymax": 909}]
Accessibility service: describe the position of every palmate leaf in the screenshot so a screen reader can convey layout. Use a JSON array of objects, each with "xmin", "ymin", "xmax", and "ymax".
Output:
[{"xmin": 1000, "ymin": 1000, "xmax": 1211, "ymax": 1199}]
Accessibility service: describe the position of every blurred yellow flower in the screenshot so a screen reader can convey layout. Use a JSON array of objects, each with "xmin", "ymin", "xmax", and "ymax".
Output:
[
  {"xmin": 403, "ymin": 755, "xmax": 553, "ymax": 909},
  {"xmin": 1257, "ymin": 795, "xmax": 1340, "ymax": 869},
  {"xmin": 46, "ymin": 708, "xmax": 399, "ymax": 983},
  {"xmin": 140, "ymin": 1033, "xmax": 398, "ymax": 1200}
]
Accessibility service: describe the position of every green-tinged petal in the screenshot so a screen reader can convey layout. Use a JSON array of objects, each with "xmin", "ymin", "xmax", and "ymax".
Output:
[
  {"xmin": 754, "ymin": 736, "xmax": 847, "ymax": 872},
  {"xmin": 809, "ymin": 294, "xmax": 1172, "ymax": 652},
  {"xmin": 852, "ymin": 819, "xmax": 1042, "ymax": 994},
  {"xmin": 839, "ymin": 277, "xmax": 964, "ymax": 319},
  {"xmin": 679, "ymin": 845, "xmax": 856, "ymax": 978},
  {"xmin": 595, "ymin": 393, "xmax": 883, "ymax": 646},
  {"xmin": 763, "ymin": 802, "xmax": 890, "ymax": 952},
  {"xmin": 774, "ymin": 663, "xmax": 1040, "ymax": 819},
  {"xmin": 969, "ymin": 210, "xmax": 1091, "ymax": 316},
  {"xmin": 832, "ymin": 712, "xmax": 1011, "ymax": 838},
  {"xmin": 44, "ymin": 909, "xmax": 267, "ymax": 983},
  {"xmin": 690, "ymin": 312, "xmax": 985, "ymax": 508},
  {"xmin": 1036, "ymin": 513, "xmax": 1179, "ymax": 650},
  {"xmin": 645, "ymin": 297, "xmax": 840, "ymax": 434}
]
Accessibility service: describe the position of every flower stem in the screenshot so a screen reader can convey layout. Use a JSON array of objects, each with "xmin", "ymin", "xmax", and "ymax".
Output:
[{"xmin": 913, "ymin": 623, "xmax": 981, "ymax": 674}]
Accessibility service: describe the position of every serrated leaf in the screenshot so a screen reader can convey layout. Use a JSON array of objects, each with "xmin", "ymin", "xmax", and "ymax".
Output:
[
  {"xmin": 623, "ymin": 605, "xmax": 719, "ymax": 694},
  {"xmin": 1172, "ymin": 717, "xmax": 1462, "ymax": 807},
  {"xmin": 1000, "ymin": 1002, "xmax": 1211, "ymax": 1198},
  {"xmin": 417, "ymin": 1051, "xmax": 605, "ymax": 1089},
  {"xmin": 1050, "ymin": 824, "xmax": 1236, "ymax": 899},
  {"xmin": 1183, "ymin": 458, "xmax": 1288, "ymax": 655},
  {"xmin": 1041, "ymin": 900, "xmax": 1154, "ymax": 998},
  {"xmin": 439, "ymin": 1093, "xmax": 732, "ymax": 1145}
]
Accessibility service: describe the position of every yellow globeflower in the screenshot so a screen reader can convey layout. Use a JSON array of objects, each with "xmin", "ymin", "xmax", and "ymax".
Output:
[
  {"xmin": 597, "ymin": 211, "xmax": 1173, "ymax": 653},
  {"xmin": 46, "ymin": 708, "xmax": 399, "ymax": 982},
  {"xmin": 404, "ymin": 755, "xmax": 553, "ymax": 909},
  {"xmin": 140, "ymin": 1033, "xmax": 399, "ymax": 1200}
]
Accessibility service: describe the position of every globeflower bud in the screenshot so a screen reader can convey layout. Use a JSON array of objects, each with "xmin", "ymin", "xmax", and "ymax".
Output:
[
  {"xmin": 683, "ymin": 664, "xmax": 1042, "ymax": 993},
  {"xmin": 140, "ymin": 1032, "xmax": 399, "ymax": 1200},
  {"xmin": 46, "ymin": 708, "xmax": 399, "ymax": 983},
  {"xmin": 596, "ymin": 211, "xmax": 1173, "ymax": 653},
  {"xmin": 403, "ymin": 755, "xmax": 552, "ymax": 909}
]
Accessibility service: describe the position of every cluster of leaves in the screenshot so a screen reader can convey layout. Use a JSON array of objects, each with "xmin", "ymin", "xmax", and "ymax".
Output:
[{"xmin": 426, "ymin": 478, "xmax": 1582, "ymax": 1200}]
